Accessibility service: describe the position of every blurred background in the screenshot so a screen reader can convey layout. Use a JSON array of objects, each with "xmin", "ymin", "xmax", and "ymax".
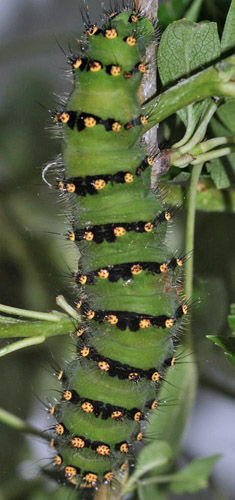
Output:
[{"xmin": 0, "ymin": 0, "xmax": 235, "ymax": 499}]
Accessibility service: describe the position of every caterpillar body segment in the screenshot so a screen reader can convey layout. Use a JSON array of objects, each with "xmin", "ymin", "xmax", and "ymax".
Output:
[{"xmin": 51, "ymin": 5, "xmax": 186, "ymax": 492}]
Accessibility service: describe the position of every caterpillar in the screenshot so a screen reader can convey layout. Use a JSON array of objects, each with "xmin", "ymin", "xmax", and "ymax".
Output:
[{"xmin": 44, "ymin": 0, "xmax": 187, "ymax": 495}]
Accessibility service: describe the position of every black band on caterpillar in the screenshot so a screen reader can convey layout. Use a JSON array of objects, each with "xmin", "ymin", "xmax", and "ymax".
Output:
[
  {"xmin": 58, "ymin": 171, "xmax": 135, "ymax": 196},
  {"xmin": 69, "ymin": 54, "xmax": 147, "ymax": 77},
  {"xmin": 73, "ymin": 438, "xmax": 111, "ymax": 456},
  {"xmin": 54, "ymin": 110, "xmax": 147, "ymax": 132},
  {"xmin": 63, "ymin": 466, "xmax": 99, "ymax": 485},
  {"xmin": 76, "ymin": 257, "xmax": 181, "ymax": 285},
  {"xmin": 68, "ymin": 216, "xmax": 169, "ymax": 244},
  {"xmin": 54, "ymin": 111, "xmax": 122, "ymax": 132},
  {"xmin": 124, "ymin": 115, "xmax": 148, "ymax": 129},
  {"xmin": 61, "ymin": 388, "xmax": 144, "ymax": 421},
  {"xmin": 123, "ymin": 61, "xmax": 147, "ymax": 78},
  {"xmin": 57, "ymin": 435, "xmax": 111, "ymax": 458},
  {"xmin": 54, "ymin": 426, "xmax": 113, "ymax": 463},
  {"xmin": 57, "ymin": 157, "xmax": 155, "ymax": 196},
  {"xmin": 80, "ymin": 305, "xmax": 185, "ymax": 331},
  {"xmin": 57, "ymin": 436, "xmax": 133, "ymax": 457},
  {"xmin": 60, "ymin": 465, "xmax": 119, "ymax": 487},
  {"xmin": 77, "ymin": 344, "xmax": 165, "ymax": 383},
  {"xmin": 69, "ymin": 57, "xmax": 88, "ymax": 71},
  {"xmin": 136, "ymin": 156, "xmax": 155, "ymax": 174},
  {"xmin": 55, "ymin": 369, "xmax": 67, "ymax": 383},
  {"xmin": 85, "ymin": 25, "xmax": 103, "ymax": 37}
]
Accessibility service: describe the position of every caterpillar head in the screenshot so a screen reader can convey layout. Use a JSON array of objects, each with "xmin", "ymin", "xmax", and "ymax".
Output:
[
  {"xmin": 108, "ymin": 10, "xmax": 155, "ymax": 54},
  {"xmin": 86, "ymin": 10, "xmax": 155, "ymax": 65}
]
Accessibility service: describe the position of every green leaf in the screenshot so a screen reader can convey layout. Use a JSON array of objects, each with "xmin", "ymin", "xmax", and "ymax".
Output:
[
  {"xmin": 216, "ymin": 98, "xmax": 235, "ymax": 134},
  {"xmin": 122, "ymin": 441, "xmax": 172, "ymax": 494},
  {"xmin": 158, "ymin": 20, "xmax": 221, "ymax": 87},
  {"xmin": 136, "ymin": 456, "xmax": 220, "ymax": 495},
  {"xmin": 207, "ymin": 335, "xmax": 235, "ymax": 367},
  {"xmin": 159, "ymin": 178, "xmax": 235, "ymax": 213},
  {"xmin": 169, "ymin": 455, "xmax": 221, "ymax": 494},
  {"xmin": 146, "ymin": 348, "xmax": 197, "ymax": 465},
  {"xmin": 221, "ymin": 0, "xmax": 235, "ymax": 53},
  {"xmin": 208, "ymin": 102, "xmax": 235, "ymax": 189},
  {"xmin": 230, "ymin": 303, "xmax": 235, "ymax": 316},
  {"xmin": 206, "ymin": 158, "xmax": 231, "ymax": 188},
  {"xmin": 158, "ymin": 0, "xmax": 191, "ymax": 29},
  {"xmin": 137, "ymin": 483, "xmax": 167, "ymax": 500},
  {"xmin": 206, "ymin": 99, "xmax": 235, "ymax": 189},
  {"xmin": 171, "ymin": 171, "xmax": 191, "ymax": 183},
  {"xmin": 158, "ymin": 20, "xmax": 221, "ymax": 137},
  {"xmin": 185, "ymin": 0, "xmax": 204, "ymax": 22}
]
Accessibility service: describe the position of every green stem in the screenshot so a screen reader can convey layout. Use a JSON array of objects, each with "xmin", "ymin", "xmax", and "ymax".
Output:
[
  {"xmin": 191, "ymin": 136, "xmax": 235, "ymax": 155},
  {"xmin": 178, "ymin": 100, "xmax": 218, "ymax": 155},
  {"xmin": 0, "ymin": 336, "xmax": 46, "ymax": 357},
  {"xmin": 0, "ymin": 408, "xmax": 50, "ymax": 442},
  {"xmin": 185, "ymin": 0, "xmax": 203, "ymax": 21},
  {"xmin": 185, "ymin": 163, "xmax": 204, "ymax": 309},
  {"xmin": 0, "ymin": 303, "xmax": 62, "ymax": 322},
  {"xmin": 173, "ymin": 105, "xmax": 196, "ymax": 148},
  {"xmin": 56, "ymin": 295, "xmax": 80, "ymax": 321},
  {"xmin": 142, "ymin": 55, "xmax": 235, "ymax": 130},
  {"xmin": 170, "ymin": 143, "xmax": 235, "ymax": 168},
  {"xmin": 191, "ymin": 145, "xmax": 235, "ymax": 164},
  {"xmin": 0, "ymin": 315, "xmax": 21, "ymax": 324},
  {"xmin": 0, "ymin": 317, "xmax": 75, "ymax": 339}
]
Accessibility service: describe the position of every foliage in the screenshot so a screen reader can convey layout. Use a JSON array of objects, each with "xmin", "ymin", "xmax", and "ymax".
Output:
[{"xmin": 207, "ymin": 303, "xmax": 235, "ymax": 367}]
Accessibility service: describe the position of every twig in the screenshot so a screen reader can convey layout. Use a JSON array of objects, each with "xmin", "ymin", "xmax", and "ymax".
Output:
[
  {"xmin": 0, "ymin": 303, "xmax": 62, "ymax": 322},
  {"xmin": 0, "ymin": 408, "xmax": 51, "ymax": 442},
  {"xmin": 56, "ymin": 295, "xmax": 80, "ymax": 321},
  {"xmin": 185, "ymin": 163, "xmax": 204, "ymax": 348},
  {"xmin": 0, "ymin": 336, "xmax": 46, "ymax": 357}
]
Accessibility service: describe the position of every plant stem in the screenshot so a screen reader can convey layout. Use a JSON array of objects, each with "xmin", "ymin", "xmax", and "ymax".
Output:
[
  {"xmin": 142, "ymin": 55, "xmax": 235, "ymax": 130},
  {"xmin": 56, "ymin": 295, "xmax": 80, "ymax": 321},
  {"xmin": 170, "ymin": 141, "xmax": 235, "ymax": 168},
  {"xmin": 0, "ymin": 408, "xmax": 50, "ymax": 441},
  {"xmin": 0, "ymin": 336, "xmax": 46, "ymax": 357},
  {"xmin": 191, "ymin": 145, "xmax": 235, "ymax": 164},
  {"xmin": 185, "ymin": 0, "xmax": 203, "ymax": 21},
  {"xmin": 191, "ymin": 136, "xmax": 235, "ymax": 155},
  {"xmin": 0, "ymin": 317, "xmax": 75, "ymax": 339},
  {"xmin": 178, "ymin": 100, "xmax": 218, "ymax": 155},
  {"xmin": 0, "ymin": 315, "xmax": 21, "ymax": 324},
  {"xmin": 185, "ymin": 164, "xmax": 204, "ymax": 347},
  {"xmin": 173, "ymin": 105, "xmax": 196, "ymax": 148},
  {"xmin": 0, "ymin": 303, "xmax": 62, "ymax": 322}
]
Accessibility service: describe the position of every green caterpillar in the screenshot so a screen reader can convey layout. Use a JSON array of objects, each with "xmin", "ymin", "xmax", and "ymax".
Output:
[{"xmin": 48, "ymin": 1, "xmax": 187, "ymax": 493}]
